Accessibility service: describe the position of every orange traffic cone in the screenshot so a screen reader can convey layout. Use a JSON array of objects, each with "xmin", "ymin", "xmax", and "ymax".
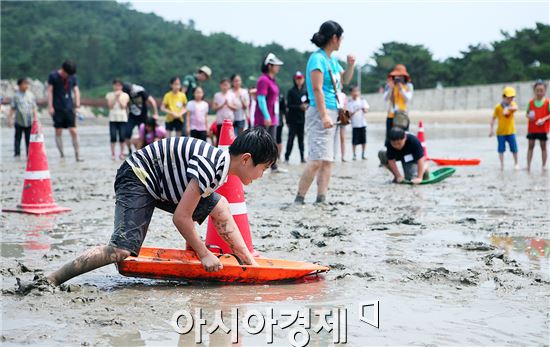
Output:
[
  {"xmin": 205, "ymin": 119, "xmax": 259, "ymax": 256},
  {"xmin": 417, "ymin": 120, "xmax": 428, "ymax": 159},
  {"xmin": 2, "ymin": 119, "xmax": 70, "ymax": 215}
]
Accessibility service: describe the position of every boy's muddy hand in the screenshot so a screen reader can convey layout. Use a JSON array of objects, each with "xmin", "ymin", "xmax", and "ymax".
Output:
[
  {"xmin": 394, "ymin": 176, "xmax": 404, "ymax": 183},
  {"xmin": 411, "ymin": 177, "xmax": 423, "ymax": 184},
  {"xmin": 200, "ymin": 252, "xmax": 223, "ymax": 272}
]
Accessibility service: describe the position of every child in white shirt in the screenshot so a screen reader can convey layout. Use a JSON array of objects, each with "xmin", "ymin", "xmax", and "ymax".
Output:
[{"xmin": 348, "ymin": 86, "xmax": 369, "ymax": 160}]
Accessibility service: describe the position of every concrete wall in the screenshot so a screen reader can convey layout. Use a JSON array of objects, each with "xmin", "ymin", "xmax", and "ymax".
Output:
[{"xmin": 363, "ymin": 81, "xmax": 539, "ymax": 112}]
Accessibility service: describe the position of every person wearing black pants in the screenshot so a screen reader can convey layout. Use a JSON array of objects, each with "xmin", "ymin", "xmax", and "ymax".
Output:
[
  {"xmin": 285, "ymin": 71, "xmax": 309, "ymax": 163},
  {"xmin": 14, "ymin": 125, "xmax": 32, "ymax": 157},
  {"xmin": 276, "ymin": 93, "xmax": 287, "ymax": 159},
  {"xmin": 8, "ymin": 78, "xmax": 37, "ymax": 157}
]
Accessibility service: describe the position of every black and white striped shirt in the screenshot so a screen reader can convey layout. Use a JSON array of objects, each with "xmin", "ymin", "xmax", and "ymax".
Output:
[{"xmin": 126, "ymin": 137, "xmax": 230, "ymax": 202}]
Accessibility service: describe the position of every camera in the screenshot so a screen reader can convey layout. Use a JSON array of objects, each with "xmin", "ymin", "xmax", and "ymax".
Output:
[{"xmin": 393, "ymin": 76, "xmax": 405, "ymax": 84}]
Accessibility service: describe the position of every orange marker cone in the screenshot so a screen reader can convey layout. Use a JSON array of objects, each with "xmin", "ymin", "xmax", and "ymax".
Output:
[
  {"xmin": 417, "ymin": 120, "xmax": 428, "ymax": 159},
  {"xmin": 2, "ymin": 118, "xmax": 70, "ymax": 215},
  {"xmin": 205, "ymin": 119, "xmax": 259, "ymax": 256}
]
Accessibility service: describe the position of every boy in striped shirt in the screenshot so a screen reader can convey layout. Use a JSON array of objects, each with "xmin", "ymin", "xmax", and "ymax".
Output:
[{"xmin": 47, "ymin": 128, "xmax": 278, "ymax": 285}]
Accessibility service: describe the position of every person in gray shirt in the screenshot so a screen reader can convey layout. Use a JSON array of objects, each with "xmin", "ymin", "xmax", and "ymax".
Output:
[{"xmin": 8, "ymin": 78, "xmax": 38, "ymax": 157}]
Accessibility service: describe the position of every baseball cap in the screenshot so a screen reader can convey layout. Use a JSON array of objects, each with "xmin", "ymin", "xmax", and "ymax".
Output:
[
  {"xmin": 264, "ymin": 53, "xmax": 284, "ymax": 66},
  {"xmin": 294, "ymin": 71, "xmax": 305, "ymax": 79},
  {"xmin": 503, "ymin": 86, "xmax": 516, "ymax": 98},
  {"xmin": 198, "ymin": 65, "xmax": 212, "ymax": 79}
]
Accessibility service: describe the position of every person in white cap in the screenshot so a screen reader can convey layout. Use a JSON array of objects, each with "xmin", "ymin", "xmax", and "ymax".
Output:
[
  {"xmin": 182, "ymin": 65, "xmax": 212, "ymax": 102},
  {"xmin": 254, "ymin": 52, "xmax": 286, "ymax": 172}
]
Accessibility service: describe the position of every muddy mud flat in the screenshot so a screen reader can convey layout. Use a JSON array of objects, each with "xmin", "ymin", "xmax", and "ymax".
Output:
[{"xmin": 1, "ymin": 124, "xmax": 549, "ymax": 346}]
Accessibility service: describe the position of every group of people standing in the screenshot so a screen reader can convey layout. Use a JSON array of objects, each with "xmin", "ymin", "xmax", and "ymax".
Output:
[
  {"xmin": 8, "ymin": 19, "xmax": 547, "ymax": 203},
  {"xmin": 102, "ymin": 55, "xmax": 315, "ymax": 172},
  {"xmin": 103, "ymin": 66, "xmax": 213, "ymax": 160},
  {"xmin": 489, "ymin": 81, "xmax": 549, "ymax": 171},
  {"xmin": 8, "ymin": 61, "xmax": 84, "ymax": 161}
]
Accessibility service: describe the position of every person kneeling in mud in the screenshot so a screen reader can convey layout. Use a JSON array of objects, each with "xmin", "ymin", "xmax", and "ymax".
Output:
[
  {"xmin": 378, "ymin": 127, "xmax": 429, "ymax": 184},
  {"xmin": 47, "ymin": 128, "xmax": 278, "ymax": 286}
]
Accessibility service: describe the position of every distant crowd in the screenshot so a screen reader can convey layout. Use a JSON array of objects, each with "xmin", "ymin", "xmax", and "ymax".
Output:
[{"xmin": 6, "ymin": 20, "xmax": 549, "ymax": 184}]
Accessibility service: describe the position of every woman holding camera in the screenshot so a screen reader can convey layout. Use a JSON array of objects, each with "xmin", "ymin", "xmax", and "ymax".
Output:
[
  {"xmin": 383, "ymin": 64, "xmax": 414, "ymax": 140},
  {"xmin": 295, "ymin": 20, "xmax": 355, "ymax": 204}
]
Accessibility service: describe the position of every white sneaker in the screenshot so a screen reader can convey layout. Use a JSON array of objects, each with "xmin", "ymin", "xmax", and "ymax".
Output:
[{"xmin": 272, "ymin": 167, "xmax": 288, "ymax": 173}]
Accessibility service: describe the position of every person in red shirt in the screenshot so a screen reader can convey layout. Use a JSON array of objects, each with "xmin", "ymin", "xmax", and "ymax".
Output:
[
  {"xmin": 526, "ymin": 80, "xmax": 550, "ymax": 171},
  {"xmin": 208, "ymin": 120, "xmax": 218, "ymax": 145}
]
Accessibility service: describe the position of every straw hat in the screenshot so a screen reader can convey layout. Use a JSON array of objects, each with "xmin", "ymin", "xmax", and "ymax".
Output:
[{"xmin": 388, "ymin": 64, "xmax": 411, "ymax": 81}]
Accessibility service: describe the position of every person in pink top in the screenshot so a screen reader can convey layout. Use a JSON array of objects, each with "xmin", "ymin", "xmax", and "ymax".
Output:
[
  {"xmin": 255, "ymin": 52, "xmax": 285, "ymax": 172},
  {"xmin": 132, "ymin": 117, "xmax": 167, "ymax": 149},
  {"xmin": 213, "ymin": 78, "xmax": 237, "ymax": 146},
  {"xmin": 186, "ymin": 86, "xmax": 209, "ymax": 141}
]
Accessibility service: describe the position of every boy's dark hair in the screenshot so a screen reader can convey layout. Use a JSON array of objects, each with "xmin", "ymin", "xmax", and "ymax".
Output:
[
  {"xmin": 229, "ymin": 127, "xmax": 278, "ymax": 166},
  {"xmin": 220, "ymin": 77, "xmax": 230, "ymax": 84},
  {"xmin": 112, "ymin": 78, "xmax": 123, "ymax": 85},
  {"xmin": 169, "ymin": 76, "xmax": 180, "ymax": 85},
  {"xmin": 61, "ymin": 60, "xmax": 77, "ymax": 75},
  {"xmin": 389, "ymin": 127, "xmax": 406, "ymax": 141},
  {"xmin": 17, "ymin": 78, "xmax": 29, "ymax": 86}
]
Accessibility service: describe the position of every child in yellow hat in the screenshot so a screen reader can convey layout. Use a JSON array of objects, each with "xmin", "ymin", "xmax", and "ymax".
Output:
[{"xmin": 490, "ymin": 86, "xmax": 519, "ymax": 170}]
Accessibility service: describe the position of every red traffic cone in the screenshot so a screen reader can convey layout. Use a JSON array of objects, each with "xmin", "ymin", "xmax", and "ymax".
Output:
[
  {"xmin": 2, "ymin": 119, "xmax": 70, "ymax": 215},
  {"xmin": 205, "ymin": 119, "xmax": 259, "ymax": 256},
  {"xmin": 417, "ymin": 120, "xmax": 428, "ymax": 159}
]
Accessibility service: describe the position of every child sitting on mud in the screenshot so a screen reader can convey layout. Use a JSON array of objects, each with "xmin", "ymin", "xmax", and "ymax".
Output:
[
  {"xmin": 45, "ymin": 128, "xmax": 278, "ymax": 286},
  {"xmin": 490, "ymin": 86, "xmax": 519, "ymax": 170},
  {"xmin": 131, "ymin": 117, "xmax": 166, "ymax": 149},
  {"xmin": 378, "ymin": 127, "xmax": 429, "ymax": 184}
]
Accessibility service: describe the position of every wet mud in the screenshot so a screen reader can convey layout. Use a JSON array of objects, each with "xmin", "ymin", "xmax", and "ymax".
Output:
[{"xmin": 1, "ymin": 123, "xmax": 549, "ymax": 345}]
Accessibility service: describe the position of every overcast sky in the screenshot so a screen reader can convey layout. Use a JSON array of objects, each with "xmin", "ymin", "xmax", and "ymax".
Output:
[{"xmin": 123, "ymin": 0, "xmax": 549, "ymax": 64}]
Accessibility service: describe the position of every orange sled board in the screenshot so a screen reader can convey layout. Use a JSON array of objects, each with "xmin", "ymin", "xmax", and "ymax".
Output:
[
  {"xmin": 116, "ymin": 247, "xmax": 329, "ymax": 283},
  {"xmin": 430, "ymin": 158, "xmax": 481, "ymax": 166}
]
